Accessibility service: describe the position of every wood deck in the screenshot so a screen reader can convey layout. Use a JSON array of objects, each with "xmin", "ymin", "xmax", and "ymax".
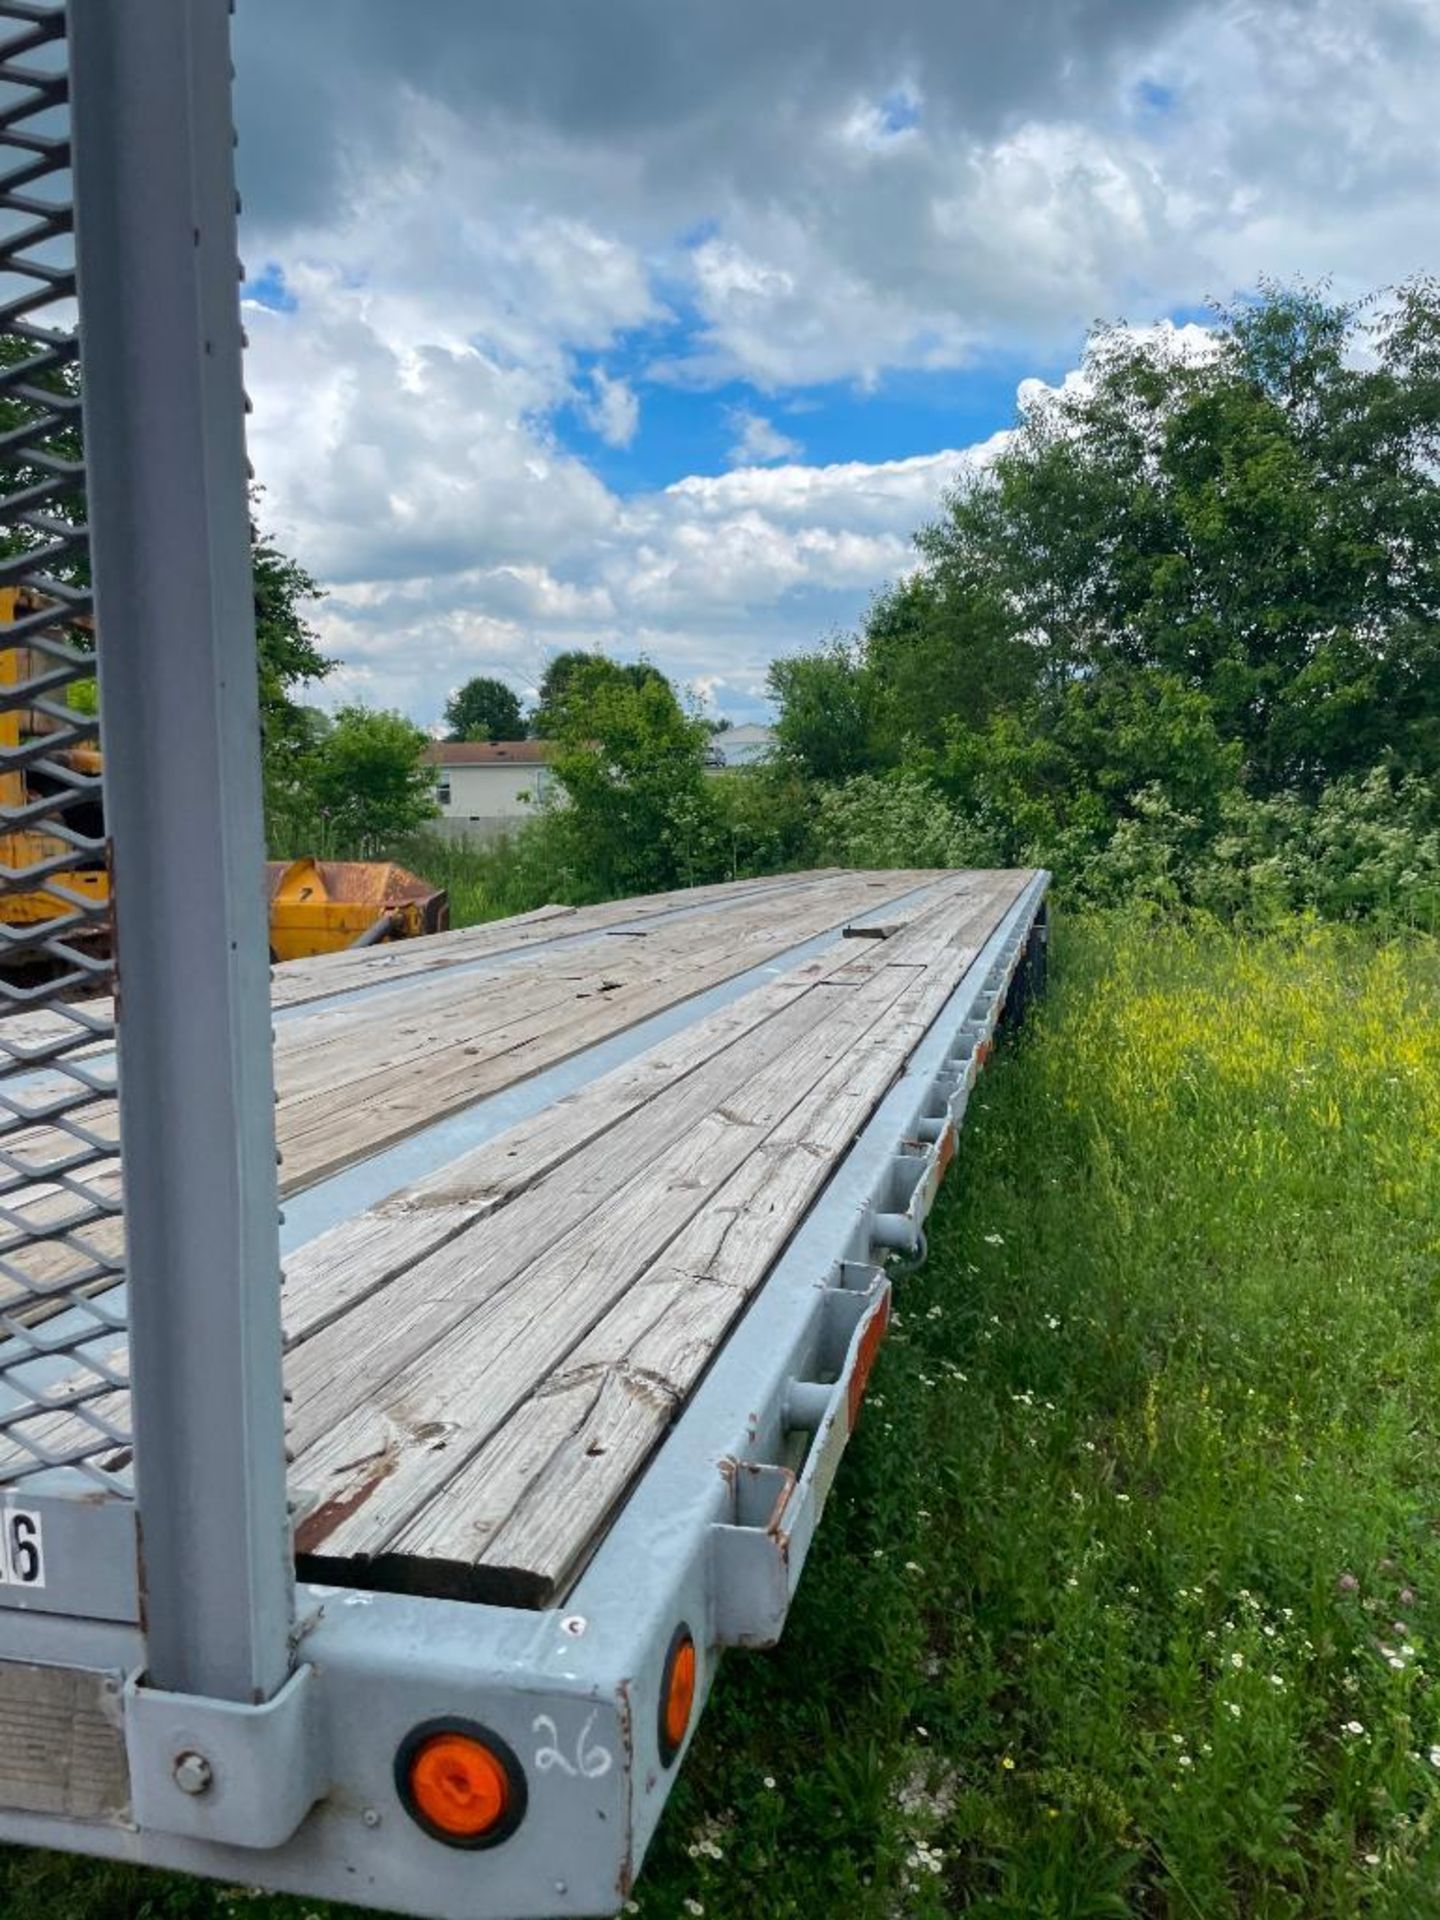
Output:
[{"xmin": 0, "ymin": 867, "xmax": 1034, "ymax": 1606}]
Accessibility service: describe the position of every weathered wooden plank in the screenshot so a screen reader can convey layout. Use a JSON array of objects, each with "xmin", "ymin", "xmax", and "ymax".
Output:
[
  {"xmin": 382, "ymin": 871, "xmax": 1031, "ymax": 1599},
  {"xmin": 0, "ymin": 875, "xmax": 976, "ymax": 1473},
  {"xmin": 278, "ymin": 869, "xmax": 974, "ymax": 1341},
  {"xmin": 291, "ymin": 951, "xmax": 939, "ymax": 1571},
  {"xmin": 278, "ymin": 945, "xmax": 844, "ymax": 1344},
  {"xmin": 0, "ymin": 869, "xmax": 1030, "ymax": 1534},
  {"xmin": 279, "ymin": 868, "xmax": 908, "ymax": 1054},
  {"xmin": 0, "ymin": 1115, "xmax": 125, "ymax": 1314},
  {"xmin": 0, "ymin": 872, "xmax": 931, "ymax": 1243},
  {"xmin": 419, "ymin": 1370, "xmax": 674, "ymax": 1607},
  {"xmin": 0, "ymin": 1373, "xmax": 131, "ymax": 1483},
  {"xmin": 271, "ymin": 872, "xmax": 863, "ymax": 1099},
  {"xmin": 0, "ymin": 871, "xmax": 845, "ymax": 1062},
  {"xmin": 280, "ymin": 982, "xmax": 863, "ymax": 1456},
  {"xmin": 0, "ymin": 901, "xmax": 584, "ymax": 1065},
  {"xmin": 272, "ymin": 870, "xmax": 935, "ymax": 1189},
  {"xmin": 268, "ymin": 869, "xmax": 844, "ymax": 1007},
  {"xmin": 281, "ymin": 871, "xmax": 980, "ymax": 1387},
  {"xmin": 275, "ymin": 868, "xmax": 849, "ymax": 1023},
  {"xmin": 273, "ymin": 969, "xmax": 588, "ymax": 1108}
]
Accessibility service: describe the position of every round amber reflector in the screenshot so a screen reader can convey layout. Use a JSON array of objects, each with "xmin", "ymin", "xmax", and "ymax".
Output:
[
  {"xmin": 659, "ymin": 1624, "xmax": 697, "ymax": 1766},
  {"xmin": 395, "ymin": 1719, "xmax": 527, "ymax": 1849}
]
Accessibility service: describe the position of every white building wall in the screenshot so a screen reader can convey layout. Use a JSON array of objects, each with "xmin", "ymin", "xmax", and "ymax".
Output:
[
  {"xmin": 710, "ymin": 724, "xmax": 777, "ymax": 770},
  {"xmin": 431, "ymin": 760, "xmax": 555, "ymax": 842}
]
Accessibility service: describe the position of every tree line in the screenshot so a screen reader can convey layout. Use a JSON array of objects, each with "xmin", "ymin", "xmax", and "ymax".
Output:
[{"xmin": 17, "ymin": 277, "xmax": 1437, "ymax": 920}]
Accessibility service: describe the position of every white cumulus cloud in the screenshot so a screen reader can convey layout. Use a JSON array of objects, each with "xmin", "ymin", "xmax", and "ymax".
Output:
[{"xmin": 727, "ymin": 409, "xmax": 804, "ymax": 465}]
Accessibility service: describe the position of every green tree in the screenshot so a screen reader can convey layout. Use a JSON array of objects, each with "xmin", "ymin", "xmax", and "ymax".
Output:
[
  {"xmin": 2, "ymin": 336, "xmax": 331, "ymax": 723},
  {"xmin": 886, "ymin": 280, "xmax": 1440, "ymax": 799},
  {"xmin": 547, "ymin": 658, "xmax": 721, "ymax": 896},
  {"xmin": 2, "ymin": 329, "xmax": 334, "ymax": 825},
  {"xmin": 444, "ymin": 675, "xmax": 525, "ymax": 742},
  {"xmin": 531, "ymin": 649, "xmax": 665, "ymax": 736},
  {"xmin": 766, "ymin": 641, "xmax": 879, "ymax": 783},
  {"xmin": 297, "ymin": 705, "xmax": 437, "ymax": 850},
  {"xmin": 251, "ymin": 519, "xmax": 331, "ymax": 764},
  {"xmin": 711, "ymin": 764, "xmax": 817, "ymax": 876},
  {"xmin": 0, "ymin": 330, "xmax": 86, "ymax": 577},
  {"xmin": 863, "ymin": 571, "xmax": 1038, "ymax": 758},
  {"xmin": 246, "ymin": 509, "xmax": 334, "ymax": 845}
]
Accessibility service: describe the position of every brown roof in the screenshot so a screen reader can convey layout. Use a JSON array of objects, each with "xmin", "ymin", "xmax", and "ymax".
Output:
[{"xmin": 422, "ymin": 740, "xmax": 552, "ymax": 766}]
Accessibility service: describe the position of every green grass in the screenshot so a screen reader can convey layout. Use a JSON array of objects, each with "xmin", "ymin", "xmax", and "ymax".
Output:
[
  {"xmin": 7, "ymin": 911, "xmax": 1440, "ymax": 1919},
  {"xmin": 378, "ymin": 830, "xmax": 548, "ymax": 930}
]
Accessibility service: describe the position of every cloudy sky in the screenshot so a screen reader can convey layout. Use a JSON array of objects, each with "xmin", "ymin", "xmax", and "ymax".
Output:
[{"xmin": 231, "ymin": 0, "xmax": 1440, "ymax": 728}]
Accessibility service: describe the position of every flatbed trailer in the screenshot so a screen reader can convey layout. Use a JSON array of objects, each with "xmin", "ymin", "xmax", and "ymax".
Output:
[
  {"xmin": 1, "ymin": 863, "xmax": 1047, "ymax": 1914},
  {"xmin": 0, "ymin": 7, "xmax": 1049, "ymax": 1915}
]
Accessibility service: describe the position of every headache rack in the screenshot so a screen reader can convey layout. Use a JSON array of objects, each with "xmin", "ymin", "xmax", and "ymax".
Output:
[{"xmin": 0, "ymin": 6, "xmax": 1048, "ymax": 1916}]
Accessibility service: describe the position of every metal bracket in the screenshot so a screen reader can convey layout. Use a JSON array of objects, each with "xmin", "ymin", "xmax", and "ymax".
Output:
[
  {"xmin": 124, "ymin": 1660, "xmax": 322, "ymax": 1848},
  {"xmin": 0, "ymin": 1487, "xmax": 139, "ymax": 1625},
  {"xmin": 711, "ymin": 1273, "xmax": 890, "ymax": 1647}
]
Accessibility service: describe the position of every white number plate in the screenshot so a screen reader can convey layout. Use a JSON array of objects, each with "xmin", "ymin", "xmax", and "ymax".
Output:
[{"xmin": 0, "ymin": 1508, "xmax": 45, "ymax": 1588}]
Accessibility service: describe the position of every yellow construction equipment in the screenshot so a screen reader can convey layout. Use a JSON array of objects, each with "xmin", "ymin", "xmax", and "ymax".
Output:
[
  {"xmin": 265, "ymin": 857, "xmax": 449, "ymax": 961},
  {"xmin": 1, "ymin": 587, "xmax": 448, "ymax": 971},
  {"xmin": 0, "ymin": 588, "xmax": 110, "ymax": 972}
]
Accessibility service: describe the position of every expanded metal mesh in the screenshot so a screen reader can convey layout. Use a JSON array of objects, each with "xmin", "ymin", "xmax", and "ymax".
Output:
[{"xmin": 0, "ymin": 0, "xmax": 129, "ymax": 1491}]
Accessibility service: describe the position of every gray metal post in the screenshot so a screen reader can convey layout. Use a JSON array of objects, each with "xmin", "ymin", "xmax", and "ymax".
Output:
[{"xmin": 67, "ymin": 0, "xmax": 293, "ymax": 1704}]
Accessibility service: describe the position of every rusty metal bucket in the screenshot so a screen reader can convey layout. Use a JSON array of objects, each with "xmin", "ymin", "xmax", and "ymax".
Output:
[{"xmin": 264, "ymin": 858, "xmax": 450, "ymax": 962}]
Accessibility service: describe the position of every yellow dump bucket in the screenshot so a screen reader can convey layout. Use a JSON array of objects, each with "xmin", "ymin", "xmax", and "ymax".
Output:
[{"xmin": 265, "ymin": 858, "xmax": 449, "ymax": 962}]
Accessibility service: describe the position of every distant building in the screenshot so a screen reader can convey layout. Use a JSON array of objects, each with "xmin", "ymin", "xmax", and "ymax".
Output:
[
  {"xmin": 708, "ymin": 723, "xmax": 777, "ymax": 769},
  {"xmin": 421, "ymin": 739, "xmax": 555, "ymax": 842}
]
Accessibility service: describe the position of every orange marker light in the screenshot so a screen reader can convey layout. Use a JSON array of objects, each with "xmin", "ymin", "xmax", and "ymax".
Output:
[
  {"xmin": 659, "ymin": 1624, "xmax": 697, "ymax": 1766},
  {"xmin": 395, "ymin": 1720, "xmax": 527, "ymax": 1849}
]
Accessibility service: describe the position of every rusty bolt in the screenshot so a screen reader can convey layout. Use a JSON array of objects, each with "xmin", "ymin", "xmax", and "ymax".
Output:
[{"xmin": 172, "ymin": 1750, "xmax": 213, "ymax": 1796}]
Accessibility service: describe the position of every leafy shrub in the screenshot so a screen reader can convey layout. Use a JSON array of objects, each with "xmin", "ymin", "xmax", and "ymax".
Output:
[
  {"xmin": 814, "ymin": 772, "xmax": 1002, "ymax": 870},
  {"xmin": 813, "ymin": 764, "xmax": 1440, "ymax": 930},
  {"xmin": 1076, "ymin": 769, "xmax": 1440, "ymax": 929},
  {"xmin": 710, "ymin": 765, "xmax": 819, "ymax": 876},
  {"xmin": 547, "ymin": 665, "xmax": 725, "ymax": 897}
]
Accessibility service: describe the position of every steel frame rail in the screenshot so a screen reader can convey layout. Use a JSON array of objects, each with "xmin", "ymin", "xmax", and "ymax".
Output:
[{"xmin": 64, "ymin": 0, "xmax": 293, "ymax": 1706}]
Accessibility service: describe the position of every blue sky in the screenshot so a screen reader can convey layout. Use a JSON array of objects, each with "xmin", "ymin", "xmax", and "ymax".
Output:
[
  {"xmin": 242, "ymin": 262, "xmax": 298, "ymax": 314},
  {"xmin": 242, "ymin": 256, "xmax": 1190, "ymax": 508},
  {"xmin": 555, "ymin": 348, "xmax": 1069, "ymax": 498}
]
